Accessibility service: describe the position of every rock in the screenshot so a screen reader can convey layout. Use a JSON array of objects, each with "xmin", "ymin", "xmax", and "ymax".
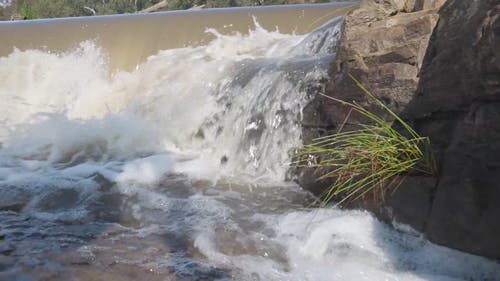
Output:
[
  {"xmin": 379, "ymin": 176, "xmax": 436, "ymax": 232},
  {"xmin": 326, "ymin": 0, "xmax": 440, "ymax": 123},
  {"xmin": 299, "ymin": 0, "xmax": 442, "ymax": 195},
  {"xmin": 298, "ymin": 0, "xmax": 500, "ymax": 259},
  {"xmin": 403, "ymin": 1, "xmax": 500, "ymax": 119},
  {"xmin": 401, "ymin": 0, "xmax": 500, "ymax": 259}
]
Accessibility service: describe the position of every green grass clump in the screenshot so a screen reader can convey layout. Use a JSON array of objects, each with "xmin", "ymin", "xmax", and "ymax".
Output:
[{"xmin": 295, "ymin": 75, "xmax": 435, "ymax": 205}]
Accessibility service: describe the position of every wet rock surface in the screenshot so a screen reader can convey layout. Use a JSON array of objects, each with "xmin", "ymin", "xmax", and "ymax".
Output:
[{"xmin": 299, "ymin": 0, "xmax": 500, "ymax": 259}]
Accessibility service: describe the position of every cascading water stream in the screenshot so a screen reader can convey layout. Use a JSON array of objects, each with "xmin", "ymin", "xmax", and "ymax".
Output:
[
  {"xmin": 0, "ymin": 14, "xmax": 498, "ymax": 281},
  {"xmin": 0, "ymin": 17, "xmax": 339, "ymax": 183}
]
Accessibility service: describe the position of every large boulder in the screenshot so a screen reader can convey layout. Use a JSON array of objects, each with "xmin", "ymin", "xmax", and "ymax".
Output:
[
  {"xmin": 299, "ymin": 0, "xmax": 442, "ymax": 193},
  {"xmin": 402, "ymin": 0, "xmax": 500, "ymax": 259},
  {"xmin": 298, "ymin": 0, "xmax": 500, "ymax": 259}
]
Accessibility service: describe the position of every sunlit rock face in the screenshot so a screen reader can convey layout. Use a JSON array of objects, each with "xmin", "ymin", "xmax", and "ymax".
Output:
[
  {"xmin": 297, "ymin": 1, "xmax": 444, "ymax": 205},
  {"xmin": 298, "ymin": 0, "xmax": 500, "ymax": 259}
]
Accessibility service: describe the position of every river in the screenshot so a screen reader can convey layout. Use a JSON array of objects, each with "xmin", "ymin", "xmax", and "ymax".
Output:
[{"xmin": 0, "ymin": 16, "xmax": 499, "ymax": 281}]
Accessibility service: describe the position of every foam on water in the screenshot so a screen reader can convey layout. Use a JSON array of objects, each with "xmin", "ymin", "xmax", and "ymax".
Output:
[
  {"xmin": 0, "ymin": 19, "xmax": 336, "ymax": 182},
  {"xmin": 194, "ymin": 208, "xmax": 500, "ymax": 280},
  {"xmin": 0, "ymin": 17, "xmax": 498, "ymax": 280},
  {"xmin": 0, "ymin": 0, "xmax": 11, "ymax": 8}
]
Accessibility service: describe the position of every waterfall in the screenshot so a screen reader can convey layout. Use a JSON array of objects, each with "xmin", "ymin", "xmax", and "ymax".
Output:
[
  {"xmin": 0, "ymin": 10, "xmax": 497, "ymax": 281},
  {"xmin": 0, "ymin": 17, "xmax": 342, "ymax": 184}
]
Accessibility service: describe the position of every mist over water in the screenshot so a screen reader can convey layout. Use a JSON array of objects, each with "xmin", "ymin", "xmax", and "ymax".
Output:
[{"xmin": 0, "ymin": 18, "xmax": 498, "ymax": 280}]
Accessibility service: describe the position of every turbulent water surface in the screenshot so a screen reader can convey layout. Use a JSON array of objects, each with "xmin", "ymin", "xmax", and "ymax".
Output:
[
  {"xmin": 0, "ymin": 0, "xmax": 11, "ymax": 8},
  {"xmin": 0, "ymin": 17, "xmax": 499, "ymax": 281}
]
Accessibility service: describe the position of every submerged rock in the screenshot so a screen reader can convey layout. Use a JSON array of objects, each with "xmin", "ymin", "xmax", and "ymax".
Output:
[{"xmin": 298, "ymin": 0, "xmax": 500, "ymax": 259}]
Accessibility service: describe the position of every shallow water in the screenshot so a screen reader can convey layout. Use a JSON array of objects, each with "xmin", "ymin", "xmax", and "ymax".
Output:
[{"xmin": 0, "ymin": 18, "xmax": 499, "ymax": 280}]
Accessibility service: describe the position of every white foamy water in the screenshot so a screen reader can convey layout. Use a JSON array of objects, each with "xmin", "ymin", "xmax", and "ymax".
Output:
[
  {"xmin": 0, "ymin": 18, "xmax": 498, "ymax": 280},
  {"xmin": 0, "ymin": 20, "xmax": 333, "ymax": 183},
  {"xmin": 0, "ymin": 0, "xmax": 11, "ymax": 8}
]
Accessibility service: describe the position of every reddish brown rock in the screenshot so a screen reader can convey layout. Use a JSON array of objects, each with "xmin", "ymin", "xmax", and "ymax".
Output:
[
  {"xmin": 299, "ymin": 0, "xmax": 442, "ymax": 191},
  {"xmin": 298, "ymin": 0, "xmax": 500, "ymax": 259}
]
